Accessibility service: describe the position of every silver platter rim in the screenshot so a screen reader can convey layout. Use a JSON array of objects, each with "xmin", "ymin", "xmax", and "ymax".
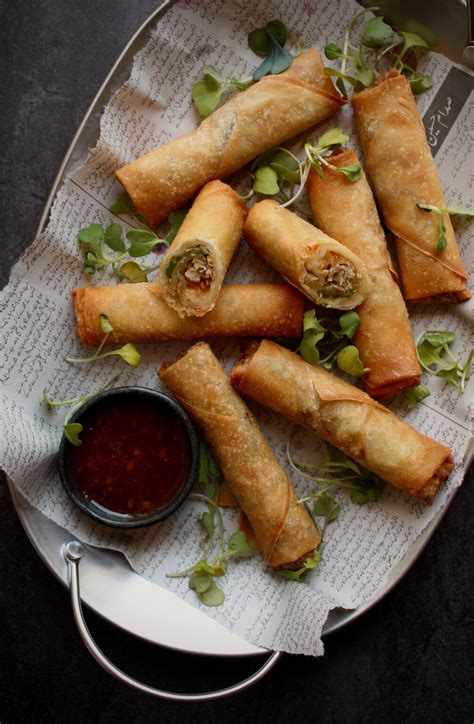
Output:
[{"xmin": 9, "ymin": 0, "xmax": 468, "ymax": 659}]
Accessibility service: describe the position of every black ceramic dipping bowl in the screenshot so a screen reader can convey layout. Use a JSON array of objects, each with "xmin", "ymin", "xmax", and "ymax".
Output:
[{"xmin": 58, "ymin": 387, "xmax": 200, "ymax": 528}]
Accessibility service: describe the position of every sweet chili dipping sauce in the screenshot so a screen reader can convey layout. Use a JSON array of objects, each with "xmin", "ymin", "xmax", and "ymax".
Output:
[{"xmin": 69, "ymin": 396, "xmax": 191, "ymax": 515}]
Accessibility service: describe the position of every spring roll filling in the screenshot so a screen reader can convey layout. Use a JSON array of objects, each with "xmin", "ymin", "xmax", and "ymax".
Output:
[
  {"xmin": 165, "ymin": 244, "xmax": 215, "ymax": 310},
  {"xmin": 304, "ymin": 252, "xmax": 357, "ymax": 298}
]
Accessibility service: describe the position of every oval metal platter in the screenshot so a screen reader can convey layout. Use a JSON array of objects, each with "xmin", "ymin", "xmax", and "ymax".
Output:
[{"xmin": 8, "ymin": 0, "xmax": 470, "ymax": 659}]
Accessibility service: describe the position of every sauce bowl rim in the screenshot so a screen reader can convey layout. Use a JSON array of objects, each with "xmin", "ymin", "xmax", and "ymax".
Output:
[{"xmin": 58, "ymin": 385, "xmax": 200, "ymax": 529}]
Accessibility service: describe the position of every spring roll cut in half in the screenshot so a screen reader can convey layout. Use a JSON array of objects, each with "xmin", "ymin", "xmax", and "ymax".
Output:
[
  {"xmin": 243, "ymin": 200, "xmax": 371, "ymax": 309},
  {"xmin": 159, "ymin": 343, "xmax": 321, "ymax": 568},
  {"xmin": 352, "ymin": 70, "xmax": 470, "ymax": 303},
  {"xmin": 116, "ymin": 49, "xmax": 344, "ymax": 227},
  {"xmin": 307, "ymin": 149, "xmax": 421, "ymax": 398},
  {"xmin": 157, "ymin": 181, "xmax": 247, "ymax": 318},
  {"xmin": 73, "ymin": 283, "xmax": 304, "ymax": 346},
  {"xmin": 231, "ymin": 341, "xmax": 453, "ymax": 503}
]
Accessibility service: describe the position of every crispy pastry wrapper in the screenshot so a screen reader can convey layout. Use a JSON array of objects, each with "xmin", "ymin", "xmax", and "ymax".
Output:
[
  {"xmin": 231, "ymin": 340, "xmax": 453, "ymax": 503},
  {"xmin": 307, "ymin": 149, "xmax": 421, "ymax": 398},
  {"xmin": 72, "ymin": 283, "xmax": 304, "ymax": 346},
  {"xmin": 116, "ymin": 49, "xmax": 344, "ymax": 227},
  {"xmin": 157, "ymin": 181, "xmax": 247, "ymax": 318},
  {"xmin": 243, "ymin": 200, "xmax": 371, "ymax": 309},
  {"xmin": 159, "ymin": 342, "xmax": 321, "ymax": 569},
  {"xmin": 352, "ymin": 70, "xmax": 470, "ymax": 303}
]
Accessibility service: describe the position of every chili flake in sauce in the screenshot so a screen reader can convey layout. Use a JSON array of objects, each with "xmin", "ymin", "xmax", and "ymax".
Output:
[{"xmin": 69, "ymin": 397, "xmax": 191, "ymax": 515}]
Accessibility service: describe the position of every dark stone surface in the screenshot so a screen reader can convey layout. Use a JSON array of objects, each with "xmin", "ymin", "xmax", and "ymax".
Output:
[{"xmin": 1, "ymin": 1, "xmax": 473, "ymax": 721}]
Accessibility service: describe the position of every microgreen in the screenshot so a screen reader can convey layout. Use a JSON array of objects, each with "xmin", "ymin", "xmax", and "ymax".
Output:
[
  {"xmin": 167, "ymin": 447, "xmax": 258, "ymax": 607},
  {"xmin": 415, "ymin": 330, "xmax": 473, "ymax": 393},
  {"xmin": 42, "ymin": 376, "xmax": 119, "ymax": 446},
  {"xmin": 417, "ymin": 203, "xmax": 474, "ymax": 254},
  {"xmin": 192, "ymin": 65, "xmax": 253, "ymax": 118},
  {"xmin": 191, "ymin": 20, "xmax": 292, "ymax": 118},
  {"xmin": 278, "ymin": 547, "xmax": 323, "ymax": 582},
  {"xmin": 336, "ymin": 345, "xmax": 370, "ymax": 377},
  {"xmin": 65, "ymin": 315, "xmax": 141, "ymax": 368},
  {"xmin": 77, "ymin": 222, "xmax": 165, "ymax": 281},
  {"xmin": 288, "ymin": 437, "xmax": 384, "ymax": 528},
  {"xmin": 250, "ymin": 21, "xmax": 293, "ymax": 82},
  {"xmin": 247, "ymin": 129, "xmax": 361, "ymax": 208},
  {"xmin": 324, "ymin": 8, "xmax": 433, "ymax": 96},
  {"xmin": 403, "ymin": 383, "xmax": 431, "ymax": 409},
  {"xmin": 297, "ymin": 309, "xmax": 367, "ymax": 377}
]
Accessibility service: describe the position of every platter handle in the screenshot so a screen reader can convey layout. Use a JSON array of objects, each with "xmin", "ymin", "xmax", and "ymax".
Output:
[{"xmin": 63, "ymin": 540, "xmax": 281, "ymax": 701}]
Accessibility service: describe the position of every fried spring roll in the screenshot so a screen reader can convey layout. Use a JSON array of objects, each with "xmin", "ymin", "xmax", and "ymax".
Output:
[
  {"xmin": 159, "ymin": 342, "xmax": 321, "ymax": 568},
  {"xmin": 73, "ymin": 283, "xmax": 304, "ymax": 346},
  {"xmin": 117, "ymin": 49, "xmax": 344, "ymax": 227},
  {"xmin": 352, "ymin": 71, "xmax": 470, "ymax": 303},
  {"xmin": 231, "ymin": 340, "xmax": 453, "ymax": 503},
  {"xmin": 157, "ymin": 181, "xmax": 246, "ymax": 318},
  {"xmin": 307, "ymin": 149, "xmax": 421, "ymax": 398},
  {"xmin": 243, "ymin": 200, "xmax": 371, "ymax": 309}
]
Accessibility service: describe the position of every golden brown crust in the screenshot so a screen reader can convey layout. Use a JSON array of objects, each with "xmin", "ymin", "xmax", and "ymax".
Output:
[
  {"xmin": 243, "ymin": 200, "xmax": 371, "ymax": 309},
  {"xmin": 72, "ymin": 283, "xmax": 304, "ymax": 346},
  {"xmin": 116, "ymin": 49, "xmax": 344, "ymax": 227},
  {"xmin": 159, "ymin": 342, "xmax": 320, "ymax": 568},
  {"xmin": 157, "ymin": 181, "xmax": 246, "ymax": 318},
  {"xmin": 352, "ymin": 71, "xmax": 470, "ymax": 302},
  {"xmin": 307, "ymin": 148, "xmax": 421, "ymax": 398},
  {"xmin": 230, "ymin": 340, "xmax": 452, "ymax": 502}
]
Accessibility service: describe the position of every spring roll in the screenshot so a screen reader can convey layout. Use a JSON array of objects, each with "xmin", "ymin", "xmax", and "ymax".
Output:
[
  {"xmin": 307, "ymin": 149, "xmax": 421, "ymax": 398},
  {"xmin": 231, "ymin": 340, "xmax": 453, "ymax": 503},
  {"xmin": 243, "ymin": 200, "xmax": 371, "ymax": 309},
  {"xmin": 73, "ymin": 283, "xmax": 304, "ymax": 346},
  {"xmin": 352, "ymin": 70, "xmax": 470, "ymax": 303},
  {"xmin": 159, "ymin": 342, "xmax": 321, "ymax": 568},
  {"xmin": 157, "ymin": 181, "xmax": 246, "ymax": 318},
  {"xmin": 116, "ymin": 49, "xmax": 344, "ymax": 227}
]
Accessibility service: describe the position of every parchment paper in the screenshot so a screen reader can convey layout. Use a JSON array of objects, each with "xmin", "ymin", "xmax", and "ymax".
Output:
[{"xmin": 1, "ymin": 0, "xmax": 472, "ymax": 656}]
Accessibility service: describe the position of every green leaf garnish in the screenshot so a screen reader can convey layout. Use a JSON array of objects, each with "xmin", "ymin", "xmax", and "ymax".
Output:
[
  {"xmin": 109, "ymin": 193, "xmax": 135, "ymax": 216},
  {"xmin": 416, "ymin": 330, "xmax": 473, "ymax": 392},
  {"xmin": 324, "ymin": 42, "xmax": 345, "ymax": 60},
  {"xmin": 103, "ymin": 223, "xmax": 125, "ymax": 252},
  {"xmin": 126, "ymin": 229, "xmax": 162, "ymax": 257},
  {"xmin": 417, "ymin": 203, "xmax": 473, "ymax": 253},
  {"xmin": 43, "ymin": 376, "xmax": 119, "ymax": 446},
  {"xmin": 337, "ymin": 345, "xmax": 370, "ymax": 377},
  {"xmin": 297, "ymin": 309, "xmax": 326, "ymax": 365},
  {"xmin": 336, "ymin": 311, "xmax": 361, "ymax": 339},
  {"xmin": 226, "ymin": 531, "xmax": 258, "ymax": 558},
  {"xmin": 165, "ymin": 208, "xmax": 187, "ymax": 244},
  {"xmin": 278, "ymin": 548, "xmax": 323, "ymax": 582},
  {"xmin": 99, "ymin": 313, "xmax": 114, "ymax": 334},
  {"xmin": 251, "ymin": 21, "xmax": 292, "ymax": 82},
  {"xmin": 324, "ymin": 10, "xmax": 433, "ymax": 96},
  {"xmin": 119, "ymin": 261, "xmax": 148, "ymax": 283},
  {"xmin": 167, "ymin": 447, "xmax": 257, "ymax": 607},
  {"xmin": 191, "ymin": 64, "xmax": 253, "ymax": 118},
  {"xmin": 403, "ymin": 383, "xmax": 431, "ymax": 409},
  {"xmin": 196, "ymin": 580, "xmax": 226, "ymax": 607},
  {"xmin": 63, "ymin": 423, "xmax": 83, "ymax": 447},
  {"xmin": 78, "ymin": 224, "xmax": 104, "ymax": 244},
  {"xmin": 253, "ymin": 166, "xmax": 280, "ymax": 195},
  {"xmin": 409, "ymin": 72, "xmax": 432, "ymax": 95},
  {"xmin": 297, "ymin": 309, "xmax": 363, "ymax": 373},
  {"xmin": 290, "ymin": 439, "xmax": 383, "ymax": 523},
  {"xmin": 192, "ymin": 77, "xmax": 224, "ymax": 118},
  {"xmin": 361, "ymin": 17, "xmax": 393, "ymax": 48}
]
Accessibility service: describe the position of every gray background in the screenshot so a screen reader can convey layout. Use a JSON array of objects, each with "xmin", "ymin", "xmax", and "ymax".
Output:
[{"xmin": 1, "ymin": 1, "xmax": 473, "ymax": 721}]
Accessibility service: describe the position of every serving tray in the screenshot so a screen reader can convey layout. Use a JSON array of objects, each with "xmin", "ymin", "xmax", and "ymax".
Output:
[{"xmin": 8, "ymin": 0, "xmax": 471, "ymax": 671}]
